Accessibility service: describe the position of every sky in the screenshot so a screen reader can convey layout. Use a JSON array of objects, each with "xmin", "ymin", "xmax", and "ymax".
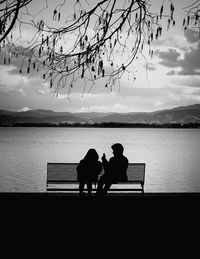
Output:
[{"xmin": 0, "ymin": 0, "xmax": 200, "ymax": 113}]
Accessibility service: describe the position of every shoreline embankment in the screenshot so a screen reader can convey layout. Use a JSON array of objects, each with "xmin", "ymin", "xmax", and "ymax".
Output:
[
  {"xmin": 1, "ymin": 192, "xmax": 199, "ymax": 253},
  {"xmin": 1, "ymin": 192, "xmax": 199, "ymax": 228}
]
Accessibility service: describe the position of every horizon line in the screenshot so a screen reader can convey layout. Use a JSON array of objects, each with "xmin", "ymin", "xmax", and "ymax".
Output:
[{"xmin": 0, "ymin": 103, "xmax": 200, "ymax": 114}]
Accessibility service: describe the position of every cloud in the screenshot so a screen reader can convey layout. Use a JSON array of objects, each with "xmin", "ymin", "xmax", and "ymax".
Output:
[
  {"xmin": 170, "ymin": 75, "xmax": 200, "ymax": 88},
  {"xmin": 147, "ymin": 63, "xmax": 156, "ymax": 71},
  {"xmin": 184, "ymin": 29, "xmax": 199, "ymax": 43},
  {"xmin": 17, "ymin": 88, "xmax": 26, "ymax": 96},
  {"xmin": 166, "ymin": 70, "xmax": 176, "ymax": 76},
  {"xmin": 177, "ymin": 43, "xmax": 200, "ymax": 75},
  {"xmin": 152, "ymin": 35, "xmax": 189, "ymax": 51},
  {"xmin": 155, "ymin": 49, "xmax": 181, "ymax": 68},
  {"xmin": 35, "ymin": 89, "xmax": 47, "ymax": 95},
  {"xmin": 155, "ymin": 41, "xmax": 200, "ymax": 76},
  {"xmin": 17, "ymin": 107, "xmax": 31, "ymax": 112}
]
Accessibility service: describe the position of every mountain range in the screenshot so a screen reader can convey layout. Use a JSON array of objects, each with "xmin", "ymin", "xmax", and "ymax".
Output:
[{"xmin": 0, "ymin": 104, "xmax": 200, "ymax": 126}]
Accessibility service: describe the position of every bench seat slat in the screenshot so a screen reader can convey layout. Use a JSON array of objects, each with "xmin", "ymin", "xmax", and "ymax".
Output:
[
  {"xmin": 47, "ymin": 188, "xmax": 143, "ymax": 192},
  {"xmin": 47, "ymin": 163, "xmax": 145, "ymax": 193},
  {"xmin": 47, "ymin": 180, "xmax": 143, "ymax": 184}
]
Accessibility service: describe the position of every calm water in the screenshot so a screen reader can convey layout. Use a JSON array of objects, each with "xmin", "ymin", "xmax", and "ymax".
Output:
[{"xmin": 0, "ymin": 127, "xmax": 200, "ymax": 192}]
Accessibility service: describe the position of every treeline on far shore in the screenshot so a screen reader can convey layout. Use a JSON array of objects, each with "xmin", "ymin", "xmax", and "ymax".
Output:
[{"xmin": 1, "ymin": 122, "xmax": 200, "ymax": 128}]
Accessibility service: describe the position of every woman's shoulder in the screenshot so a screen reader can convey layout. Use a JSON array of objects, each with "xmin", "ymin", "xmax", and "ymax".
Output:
[{"xmin": 77, "ymin": 159, "xmax": 85, "ymax": 166}]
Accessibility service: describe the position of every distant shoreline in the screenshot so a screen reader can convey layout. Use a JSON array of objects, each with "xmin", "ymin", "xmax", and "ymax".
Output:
[{"xmin": 1, "ymin": 122, "xmax": 200, "ymax": 128}]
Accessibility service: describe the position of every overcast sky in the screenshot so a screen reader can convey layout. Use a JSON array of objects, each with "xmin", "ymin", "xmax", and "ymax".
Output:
[{"xmin": 0, "ymin": 0, "xmax": 199, "ymax": 113}]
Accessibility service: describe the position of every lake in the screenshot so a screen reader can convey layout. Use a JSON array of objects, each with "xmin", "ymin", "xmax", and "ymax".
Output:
[{"xmin": 0, "ymin": 127, "xmax": 200, "ymax": 192}]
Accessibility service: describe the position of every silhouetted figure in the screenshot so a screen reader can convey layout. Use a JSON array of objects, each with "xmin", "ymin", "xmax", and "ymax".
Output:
[
  {"xmin": 76, "ymin": 149, "xmax": 102, "ymax": 196},
  {"xmin": 96, "ymin": 143, "xmax": 128, "ymax": 196}
]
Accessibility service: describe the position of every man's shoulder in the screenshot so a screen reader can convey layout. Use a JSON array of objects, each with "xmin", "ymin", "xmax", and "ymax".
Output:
[
  {"xmin": 123, "ymin": 155, "xmax": 129, "ymax": 162},
  {"xmin": 110, "ymin": 156, "xmax": 128, "ymax": 162}
]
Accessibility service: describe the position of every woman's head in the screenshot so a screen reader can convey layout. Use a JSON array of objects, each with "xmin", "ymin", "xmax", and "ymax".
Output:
[{"xmin": 84, "ymin": 148, "xmax": 99, "ymax": 161}]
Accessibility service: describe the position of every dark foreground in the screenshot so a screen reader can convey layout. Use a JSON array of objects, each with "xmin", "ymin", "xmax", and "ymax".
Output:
[{"xmin": 1, "ymin": 193, "xmax": 199, "ymax": 256}]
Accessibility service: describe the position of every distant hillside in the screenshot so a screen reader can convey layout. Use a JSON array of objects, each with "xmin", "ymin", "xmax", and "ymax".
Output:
[{"xmin": 0, "ymin": 104, "xmax": 200, "ymax": 126}]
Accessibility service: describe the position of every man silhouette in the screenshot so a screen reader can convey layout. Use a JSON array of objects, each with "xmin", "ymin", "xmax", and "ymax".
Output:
[{"xmin": 96, "ymin": 143, "xmax": 128, "ymax": 196}]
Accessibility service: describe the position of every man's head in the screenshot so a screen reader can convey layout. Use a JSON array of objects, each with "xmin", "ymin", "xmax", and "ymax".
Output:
[{"xmin": 111, "ymin": 143, "xmax": 124, "ymax": 156}]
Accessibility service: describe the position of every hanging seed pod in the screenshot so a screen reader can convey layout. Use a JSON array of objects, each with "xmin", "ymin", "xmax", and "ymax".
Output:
[
  {"xmin": 159, "ymin": 26, "xmax": 162, "ymax": 36},
  {"xmin": 46, "ymin": 36, "xmax": 49, "ymax": 46},
  {"xmin": 50, "ymin": 79, "xmax": 53, "ymax": 88},
  {"xmin": 156, "ymin": 33, "xmax": 158, "ymax": 40},
  {"xmin": 39, "ymin": 47, "xmax": 41, "ymax": 58},
  {"xmin": 167, "ymin": 19, "xmax": 170, "ymax": 30},
  {"xmin": 156, "ymin": 16, "xmax": 158, "ymax": 24},
  {"xmin": 81, "ymin": 64, "xmax": 84, "ymax": 78},
  {"xmin": 53, "ymin": 9, "xmax": 57, "ymax": 20},
  {"xmin": 160, "ymin": 5, "xmax": 163, "ymax": 19},
  {"xmin": 49, "ymin": 53, "xmax": 51, "ymax": 62},
  {"xmin": 99, "ymin": 60, "xmax": 103, "ymax": 71},
  {"xmin": 53, "ymin": 38, "xmax": 56, "ymax": 47},
  {"xmin": 151, "ymin": 32, "xmax": 153, "ymax": 41},
  {"xmin": 195, "ymin": 15, "xmax": 198, "ymax": 25},
  {"xmin": 27, "ymin": 67, "xmax": 30, "ymax": 73},
  {"xmin": 187, "ymin": 16, "xmax": 190, "ymax": 26},
  {"xmin": 170, "ymin": 3, "xmax": 174, "ymax": 20}
]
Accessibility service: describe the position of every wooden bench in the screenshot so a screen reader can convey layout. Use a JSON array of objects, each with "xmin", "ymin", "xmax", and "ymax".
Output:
[{"xmin": 46, "ymin": 163, "xmax": 145, "ymax": 193}]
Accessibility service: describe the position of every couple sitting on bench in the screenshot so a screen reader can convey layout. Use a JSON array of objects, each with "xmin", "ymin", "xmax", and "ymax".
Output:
[{"xmin": 76, "ymin": 143, "xmax": 128, "ymax": 196}]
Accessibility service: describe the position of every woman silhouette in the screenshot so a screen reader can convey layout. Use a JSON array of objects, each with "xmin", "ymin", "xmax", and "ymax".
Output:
[{"xmin": 76, "ymin": 149, "xmax": 102, "ymax": 196}]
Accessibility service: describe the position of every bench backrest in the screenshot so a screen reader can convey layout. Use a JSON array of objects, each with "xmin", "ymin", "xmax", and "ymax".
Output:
[{"xmin": 47, "ymin": 163, "xmax": 145, "ymax": 184}]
